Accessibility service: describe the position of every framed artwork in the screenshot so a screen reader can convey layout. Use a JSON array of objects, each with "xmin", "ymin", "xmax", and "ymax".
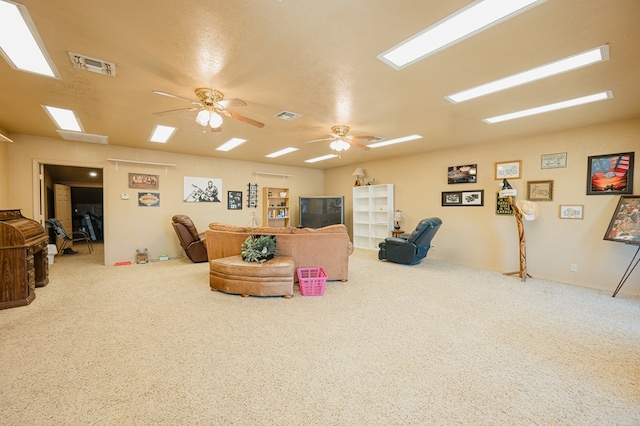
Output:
[
  {"xmin": 541, "ymin": 152, "xmax": 567, "ymax": 169},
  {"xmin": 526, "ymin": 180, "xmax": 554, "ymax": 201},
  {"xmin": 495, "ymin": 160, "xmax": 521, "ymax": 180},
  {"xmin": 138, "ymin": 192, "xmax": 160, "ymax": 207},
  {"xmin": 448, "ymin": 164, "xmax": 477, "ymax": 184},
  {"xmin": 247, "ymin": 183, "xmax": 258, "ymax": 208},
  {"xmin": 183, "ymin": 176, "xmax": 222, "ymax": 202},
  {"xmin": 559, "ymin": 205, "xmax": 583, "ymax": 219},
  {"xmin": 227, "ymin": 191, "xmax": 242, "ymax": 210},
  {"xmin": 442, "ymin": 190, "xmax": 484, "ymax": 206},
  {"xmin": 587, "ymin": 152, "xmax": 634, "ymax": 195},
  {"xmin": 129, "ymin": 173, "xmax": 159, "ymax": 189},
  {"xmin": 603, "ymin": 196, "xmax": 640, "ymax": 246}
]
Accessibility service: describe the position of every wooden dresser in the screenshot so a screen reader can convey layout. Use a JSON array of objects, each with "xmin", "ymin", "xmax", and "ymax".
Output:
[{"xmin": 0, "ymin": 209, "xmax": 49, "ymax": 310}]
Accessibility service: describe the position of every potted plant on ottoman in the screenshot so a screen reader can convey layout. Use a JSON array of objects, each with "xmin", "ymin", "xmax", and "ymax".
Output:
[{"xmin": 241, "ymin": 235, "xmax": 276, "ymax": 263}]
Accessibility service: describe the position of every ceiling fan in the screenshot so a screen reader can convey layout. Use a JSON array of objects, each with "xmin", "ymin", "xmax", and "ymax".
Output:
[
  {"xmin": 304, "ymin": 125, "xmax": 380, "ymax": 152},
  {"xmin": 152, "ymin": 88, "xmax": 265, "ymax": 132}
]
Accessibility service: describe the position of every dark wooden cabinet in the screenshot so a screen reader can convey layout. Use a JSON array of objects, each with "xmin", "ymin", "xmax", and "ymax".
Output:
[{"xmin": 0, "ymin": 209, "xmax": 49, "ymax": 310}]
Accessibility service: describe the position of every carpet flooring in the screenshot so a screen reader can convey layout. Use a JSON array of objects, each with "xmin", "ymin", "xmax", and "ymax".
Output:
[{"xmin": 1, "ymin": 243, "xmax": 639, "ymax": 425}]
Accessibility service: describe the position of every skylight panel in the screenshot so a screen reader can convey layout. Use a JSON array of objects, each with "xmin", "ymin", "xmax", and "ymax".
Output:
[
  {"xmin": 0, "ymin": 0, "xmax": 59, "ymax": 78},
  {"xmin": 149, "ymin": 125, "xmax": 177, "ymax": 143},
  {"xmin": 42, "ymin": 106, "xmax": 83, "ymax": 132},
  {"xmin": 446, "ymin": 45, "xmax": 610, "ymax": 103},
  {"xmin": 483, "ymin": 91, "xmax": 613, "ymax": 124},
  {"xmin": 378, "ymin": 0, "xmax": 546, "ymax": 70}
]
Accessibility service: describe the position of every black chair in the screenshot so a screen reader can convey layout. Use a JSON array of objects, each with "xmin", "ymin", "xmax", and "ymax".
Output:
[
  {"xmin": 378, "ymin": 217, "xmax": 442, "ymax": 265},
  {"xmin": 45, "ymin": 218, "xmax": 93, "ymax": 254}
]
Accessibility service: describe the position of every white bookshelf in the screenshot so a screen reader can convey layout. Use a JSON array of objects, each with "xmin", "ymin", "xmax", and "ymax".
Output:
[{"xmin": 352, "ymin": 183, "xmax": 394, "ymax": 250}]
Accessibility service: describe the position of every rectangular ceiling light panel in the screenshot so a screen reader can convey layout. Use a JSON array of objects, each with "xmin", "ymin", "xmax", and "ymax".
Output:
[
  {"xmin": 304, "ymin": 154, "xmax": 338, "ymax": 163},
  {"xmin": 446, "ymin": 44, "xmax": 610, "ymax": 103},
  {"xmin": 149, "ymin": 125, "xmax": 177, "ymax": 143},
  {"xmin": 0, "ymin": 0, "xmax": 60, "ymax": 78},
  {"xmin": 216, "ymin": 138, "xmax": 247, "ymax": 151},
  {"xmin": 483, "ymin": 90, "xmax": 613, "ymax": 124},
  {"xmin": 43, "ymin": 105, "xmax": 83, "ymax": 132},
  {"xmin": 266, "ymin": 147, "xmax": 298, "ymax": 158},
  {"xmin": 368, "ymin": 134, "xmax": 423, "ymax": 148},
  {"xmin": 378, "ymin": 0, "xmax": 546, "ymax": 70}
]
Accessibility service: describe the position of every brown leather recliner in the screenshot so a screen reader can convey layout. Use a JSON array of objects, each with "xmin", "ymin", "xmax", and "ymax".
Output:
[{"xmin": 171, "ymin": 215, "xmax": 208, "ymax": 263}]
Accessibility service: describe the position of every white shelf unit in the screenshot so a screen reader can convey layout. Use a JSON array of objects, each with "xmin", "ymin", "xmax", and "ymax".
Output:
[{"xmin": 352, "ymin": 183, "xmax": 394, "ymax": 250}]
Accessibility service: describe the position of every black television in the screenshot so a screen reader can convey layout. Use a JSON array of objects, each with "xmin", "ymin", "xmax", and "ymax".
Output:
[{"xmin": 299, "ymin": 196, "xmax": 344, "ymax": 228}]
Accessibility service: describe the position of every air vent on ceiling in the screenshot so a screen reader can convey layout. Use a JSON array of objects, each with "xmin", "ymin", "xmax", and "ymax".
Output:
[
  {"xmin": 57, "ymin": 130, "xmax": 109, "ymax": 144},
  {"xmin": 274, "ymin": 110, "xmax": 302, "ymax": 121},
  {"xmin": 68, "ymin": 52, "xmax": 116, "ymax": 77}
]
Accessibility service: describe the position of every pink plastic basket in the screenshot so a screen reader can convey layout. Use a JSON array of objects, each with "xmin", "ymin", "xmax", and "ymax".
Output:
[{"xmin": 297, "ymin": 267, "xmax": 327, "ymax": 296}]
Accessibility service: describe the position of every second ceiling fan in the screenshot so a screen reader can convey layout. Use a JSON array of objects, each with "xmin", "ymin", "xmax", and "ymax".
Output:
[
  {"xmin": 152, "ymin": 88, "xmax": 265, "ymax": 131},
  {"xmin": 304, "ymin": 125, "xmax": 380, "ymax": 152}
]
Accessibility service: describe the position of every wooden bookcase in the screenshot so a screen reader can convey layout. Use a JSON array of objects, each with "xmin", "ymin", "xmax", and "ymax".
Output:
[{"xmin": 263, "ymin": 187, "xmax": 290, "ymax": 228}]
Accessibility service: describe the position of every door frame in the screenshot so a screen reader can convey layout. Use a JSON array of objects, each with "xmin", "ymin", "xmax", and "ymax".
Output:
[{"xmin": 32, "ymin": 159, "xmax": 106, "ymax": 265}]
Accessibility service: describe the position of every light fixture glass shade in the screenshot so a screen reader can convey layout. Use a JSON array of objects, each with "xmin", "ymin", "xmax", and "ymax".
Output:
[
  {"xmin": 330, "ymin": 140, "xmax": 350, "ymax": 152},
  {"xmin": 196, "ymin": 109, "xmax": 210, "ymax": 126},
  {"xmin": 208, "ymin": 112, "xmax": 223, "ymax": 128},
  {"xmin": 352, "ymin": 167, "xmax": 365, "ymax": 178}
]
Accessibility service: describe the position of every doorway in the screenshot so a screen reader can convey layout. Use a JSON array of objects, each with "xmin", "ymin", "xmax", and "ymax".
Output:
[{"xmin": 39, "ymin": 163, "xmax": 104, "ymax": 262}]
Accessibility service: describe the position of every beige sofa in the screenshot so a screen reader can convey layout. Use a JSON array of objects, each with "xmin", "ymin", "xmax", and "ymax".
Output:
[{"xmin": 205, "ymin": 223, "xmax": 353, "ymax": 282}]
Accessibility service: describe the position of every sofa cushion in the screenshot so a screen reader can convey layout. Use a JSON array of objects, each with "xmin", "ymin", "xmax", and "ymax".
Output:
[{"xmin": 209, "ymin": 222, "xmax": 246, "ymax": 233}]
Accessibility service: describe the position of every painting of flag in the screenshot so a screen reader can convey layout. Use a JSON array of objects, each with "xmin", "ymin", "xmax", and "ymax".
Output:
[{"xmin": 587, "ymin": 152, "xmax": 634, "ymax": 195}]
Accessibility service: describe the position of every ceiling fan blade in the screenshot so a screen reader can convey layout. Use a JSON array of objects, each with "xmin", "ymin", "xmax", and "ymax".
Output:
[
  {"xmin": 152, "ymin": 90, "xmax": 200, "ymax": 105},
  {"xmin": 220, "ymin": 110, "xmax": 265, "ymax": 128},
  {"xmin": 153, "ymin": 107, "xmax": 199, "ymax": 116},
  {"xmin": 349, "ymin": 135, "xmax": 378, "ymax": 141},
  {"xmin": 303, "ymin": 137, "xmax": 334, "ymax": 144},
  {"xmin": 216, "ymin": 98, "xmax": 247, "ymax": 109},
  {"xmin": 348, "ymin": 140, "xmax": 371, "ymax": 150}
]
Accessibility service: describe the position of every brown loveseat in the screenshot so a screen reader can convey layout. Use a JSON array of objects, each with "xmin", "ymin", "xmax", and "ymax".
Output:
[{"xmin": 205, "ymin": 223, "xmax": 353, "ymax": 282}]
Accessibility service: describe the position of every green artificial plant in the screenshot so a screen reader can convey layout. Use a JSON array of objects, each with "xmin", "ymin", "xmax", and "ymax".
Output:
[{"xmin": 241, "ymin": 235, "xmax": 276, "ymax": 262}]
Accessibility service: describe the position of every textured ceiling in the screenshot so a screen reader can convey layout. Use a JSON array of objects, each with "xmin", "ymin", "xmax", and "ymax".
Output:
[{"xmin": 1, "ymin": 0, "xmax": 640, "ymax": 171}]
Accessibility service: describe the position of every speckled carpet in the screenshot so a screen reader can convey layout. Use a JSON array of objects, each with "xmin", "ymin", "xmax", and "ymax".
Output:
[{"xmin": 1, "ymin": 243, "xmax": 639, "ymax": 425}]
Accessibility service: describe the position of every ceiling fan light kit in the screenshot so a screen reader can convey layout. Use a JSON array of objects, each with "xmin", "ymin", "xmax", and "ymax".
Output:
[{"xmin": 152, "ymin": 87, "xmax": 264, "ymax": 134}]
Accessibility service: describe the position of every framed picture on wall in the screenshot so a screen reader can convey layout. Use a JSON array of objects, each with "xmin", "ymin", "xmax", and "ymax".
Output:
[
  {"xmin": 526, "ymin": 180, "xmax": 554, "ymax": 201},
  {"xmin": 447, "ymin": 164, "xmax": 477, "ymax": 184},
  {"xmin": 559, "ymin": 205, "xmax": 583, "ymax": 219},
  {"xmin": 541, "ymin": 152, "xmax": 567, "ymax": 169},
  {"xmin": 495, "ymin": 160, "xmax": 521, "ymax": 180},
  {"xmin": 587, "ymin": 152, "xmax": 634, "ymax": 195},
  {"xmin": 183, "ymin": 176, "xmax": 222, "ymax": 202},
  {"xmin": 227, "ymin": 191, "xmax": 242, "ymax": 210},
  {"xmin": 129, "ymin": 173, "xmax": 159, "ymax": 189},
  {"xmin": 442, "ymin": 190, "xmax": 484, "ymax": 206}
]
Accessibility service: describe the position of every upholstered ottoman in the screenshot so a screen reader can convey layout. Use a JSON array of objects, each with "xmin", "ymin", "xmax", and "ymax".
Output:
[{"xmin": 209, "ymin": 255, "xmax": 294, "ymax": 298}]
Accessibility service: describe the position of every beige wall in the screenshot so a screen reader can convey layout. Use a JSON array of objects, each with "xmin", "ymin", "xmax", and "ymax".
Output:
[
  {"xmin": 7, "ymin": 135, "xmax": 323, "ymax": 265},
  {"xmin": 5, "ymin": 118, "xmax": 639, "ymax": 295},
  {"xmin": 0, "ymin": 141, "xmax": 8, "ymax": 207},
  {"xmin": 325, "ymin": 117, "xmax": 640, "ymax": 296}
]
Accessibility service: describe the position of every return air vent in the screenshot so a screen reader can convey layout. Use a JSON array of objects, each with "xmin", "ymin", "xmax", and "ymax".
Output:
[
  {"xmin": 68, "ymin": 52, "xmax": 116, "ymax": 76},
  {"xmin": 57, "ymin": 130, "xmax": 109, "ymax": 144},
  {"xmin": 273, "ymin": 110, "xmax": 302, "ymax": 121}
]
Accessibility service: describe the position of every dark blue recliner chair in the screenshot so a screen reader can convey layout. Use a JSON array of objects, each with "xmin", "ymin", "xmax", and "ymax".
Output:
[{"xmin": 378, "ymin": 217, "xmax": 442, "ymax": 265}]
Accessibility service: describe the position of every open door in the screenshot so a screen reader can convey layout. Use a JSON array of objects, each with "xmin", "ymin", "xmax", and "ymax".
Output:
[{"xmin": 54, "ymin": 183, "xmax": 72, "ymax": 248}]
